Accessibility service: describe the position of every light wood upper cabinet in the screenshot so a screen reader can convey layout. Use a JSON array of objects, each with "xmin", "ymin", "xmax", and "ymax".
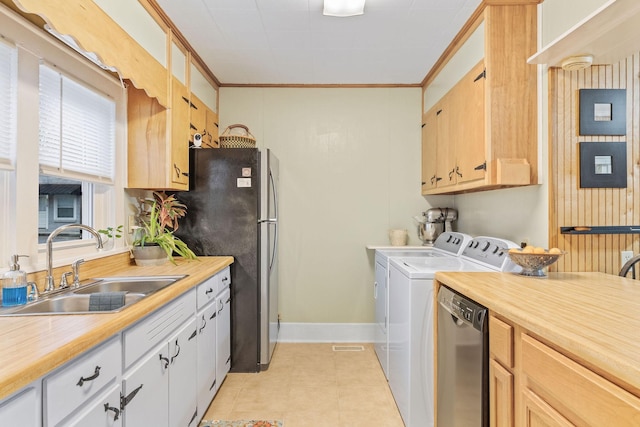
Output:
[
  {"xmin": 170, "ymin": 77, "xmax": 190, "ymax": 188},
  {"xmin": 189, "ymin": 93, "xmax": 207, "ymax": 145},
  {"xmin": 422, "ymin": 3, "xmax": 537, "ymax": 195},
  {"xmin": 127, "ymin": 79, "xmax": 189, "ymax": 191},
  {"xmin": 204, "ymin": 108, "xmax": 220, "ymax": 148}
]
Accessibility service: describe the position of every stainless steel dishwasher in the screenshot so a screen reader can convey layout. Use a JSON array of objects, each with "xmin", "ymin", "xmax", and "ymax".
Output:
[{"xmin": 437, "ymin": 285, "xmax": 489, "ymax": 427}]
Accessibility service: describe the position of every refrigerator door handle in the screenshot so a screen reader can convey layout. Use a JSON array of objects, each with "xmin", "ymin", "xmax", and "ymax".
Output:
[
  {"xmin": 258, "ymin": 218, "xmax": 277, "ymax": 223},
  {"xmin": 270, "ymin": 222, "xmax": 278, "ymax": 271}
]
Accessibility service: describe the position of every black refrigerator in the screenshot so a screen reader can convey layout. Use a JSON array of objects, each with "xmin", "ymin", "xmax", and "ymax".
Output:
[{"xmin": 175, "ymin": 148, "xmax": 279, "ymax": 372}]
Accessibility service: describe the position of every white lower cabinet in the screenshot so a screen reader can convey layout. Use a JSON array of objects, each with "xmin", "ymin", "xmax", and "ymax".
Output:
[
  {"xmin": 121, "ymin": 341, "xmax": 169, "ymax": 427},
  {"xmin": 196, "ymin": 300, "xmax": 217, "ymax": 414},
  {"xmin": 168, "ymin": 318, "xmax": 198, "ymax": 427},
  {"xmin": 65, "ymin": 384, "xmax": 122, "ymax": 427},
  {"xmin": 0, "ymin": 268, "xmax": 232, "ymax": 427},
  {"xmin": 0, "ymin": 381, "xmax": 41, "ymax": 427},
  {"xmin": 215, "ymin": 286, "xmax": 231, "ymax": 390},
  {"xmin": 122, "ymin": 317, "xmax": 198, "ymax": 427},
  {"xmin": 44, "ymin": 336, "xmax": 122, "ymax": 427}
]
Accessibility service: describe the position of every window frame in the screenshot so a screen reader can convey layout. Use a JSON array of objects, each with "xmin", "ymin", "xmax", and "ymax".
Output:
[{"xmin": 1, "ymin": 5, "xmax": 127, "ymax": 273}]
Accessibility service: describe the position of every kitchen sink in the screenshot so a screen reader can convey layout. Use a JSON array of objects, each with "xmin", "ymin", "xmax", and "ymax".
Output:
[
  {"xmin": 0, "ymin": 275, "xmax": 186, "ymax": 316},
  {"xmin": 74, "ymin": 275, "xmax": 186, "ymax": 296},
  {"xmin": 8, "ymin": 293, "xmax": 146, "ymax": 315}
]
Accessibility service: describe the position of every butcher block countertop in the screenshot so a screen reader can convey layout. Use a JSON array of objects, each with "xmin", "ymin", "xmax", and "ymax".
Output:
[
  {"xmin": 0, "ymin": 256, "xmax": 233, "ymax": 401},
  {"xmin": 434, "ymin": 271, "xmax": 640, "ymax": 395}
]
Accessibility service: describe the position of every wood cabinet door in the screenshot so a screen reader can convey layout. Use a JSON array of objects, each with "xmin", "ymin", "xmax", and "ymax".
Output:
[
  {"xmin": 171, "ymin": 77, "xmax": 190, "ymax": 188},
  {"xmin": 490, "ymin": 359, "xmax": 514, "ymax": 427},
  {"xmin": 204, "ymin": 107, "xmax": 220, "ymax": 148},
  {"xmin": 189, "ymin": 93, "xmax": 207, "ymax": 143},
  {"xmin": 455, "ymin": 61, "xmax": 486, "ymax": 185},
  {"xmin": 436, "ymin": 96, "xmax": 456, "ymax": 189},
  {"xmin": 168, "ymin": 318, "xmax": 199, "ymax": 427},
  {"xmin": 421, "ymin": 109, "xmax": 439, "ymax": 192},
  {"xmin": 522, "ymin": 389, "xmax": 574, "ymax": 427}
]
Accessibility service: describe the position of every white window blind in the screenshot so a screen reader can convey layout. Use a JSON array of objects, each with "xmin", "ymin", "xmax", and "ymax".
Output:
[
  {"xmin": 0, "ymin": 39, "xmax": 16, "ymax": 170},
  {"xmin": 39, "ymin": 64, "xmax": 115, "ymax": 182}
]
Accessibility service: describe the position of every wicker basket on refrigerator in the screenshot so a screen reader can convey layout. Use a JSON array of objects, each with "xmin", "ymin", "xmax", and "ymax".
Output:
[{"xmin": 218, "ymin": 124, "xmax": 256, "ymax": 148}]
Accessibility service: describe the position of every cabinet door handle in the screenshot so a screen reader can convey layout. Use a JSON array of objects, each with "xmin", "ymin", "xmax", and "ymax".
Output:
[
  {"xmin": 159, "ymin": 354, "xmax": 169, "ymax": 369},
  {"xmin": 210, "ymin": 311, "xmax": 217, "ymax": 319},
  {"xmin": 104, "ymin": 402, "xmax": 121, "ymax": 421},
  {"xmin": 226, "ymin": 356, "xmax": 231, "ymax": 365},
  {"xmin": 181, "ymin": 96, "xmax": 190, "ymax": 104},
  {"xmin": 120, "ymin": 384, "xmax": 143, "ymax": 409},
  {"xmin": 448, "ymin": 168, "xmax": 456, "ymax": 180},
  {"xmin": 218, "ymin": 300, "xmax": 224, "ymax": 314},
  {"xmin": 205, "ymin": 287, "xmax": 214, "ymax": 295},
  {"xmin": 209, "ymin": 379, "xmax": 217, "ymax": 391},
  {"xmin": 190, "ymin": 123, "xmax": 198, "ymax": 131},
  {"xmin": 174, "ymin": 163, "xmax": 181, "ymax": 178},
  {"xmin": 170, "ymin": 339, "xmax": 181, "ymax": 364},
  {"xmin": 76, "ymin": 366, "xmax": 100, "ymax": 387},
  {"xmin": 199, "ymin": 315, "xmax": 207, "ymax": 333},
  {"xmin": 188, "ymin": 408, "xmax": 198, "ymax": 426},
  {"xmin": 455, "ymin": 166, "xmax": 462, "ymax": 178},
  {"xmin": 188, "ymin": 329, "xmax": 197, "ymax": 341}
]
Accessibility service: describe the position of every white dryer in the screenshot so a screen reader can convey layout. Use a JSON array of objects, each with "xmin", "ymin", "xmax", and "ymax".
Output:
[
  {"xmin": 373, "ymin": 232, "xmax": 471, "ymax": 379},
  {"xmin": 387, "ymin": 236, "xmax": 519, "ymax": 427}
]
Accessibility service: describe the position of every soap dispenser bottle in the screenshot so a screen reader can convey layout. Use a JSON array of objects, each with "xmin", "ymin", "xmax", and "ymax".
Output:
[{"xmin": 2, "ymin": 254, "xmax": 29, "ymax": 307}]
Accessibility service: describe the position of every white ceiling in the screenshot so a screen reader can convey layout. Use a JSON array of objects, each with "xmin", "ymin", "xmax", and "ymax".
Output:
[{"xmin": 156, "ymin": 0, "xmax": 481, "ymax": 86}]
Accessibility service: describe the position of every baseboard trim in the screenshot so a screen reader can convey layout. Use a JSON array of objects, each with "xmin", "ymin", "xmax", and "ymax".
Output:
[{"xmin": 278, "ymin": 322, "xmax": 376, "ymax": 343}]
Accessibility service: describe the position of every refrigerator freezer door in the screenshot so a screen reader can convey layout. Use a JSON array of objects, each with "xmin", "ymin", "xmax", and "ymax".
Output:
[{"xmin": 259, "ymin": 149, "xmax": 279, "ymax": 369}]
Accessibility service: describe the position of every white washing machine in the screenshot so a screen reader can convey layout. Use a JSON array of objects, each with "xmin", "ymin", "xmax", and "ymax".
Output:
[
  {"xmin": 373, "ymin": 232, "xmax": 471, "ymax": 379},
  {"xmin": 387, "ymin": 236, "xmax": 519, "ymax": 427}
]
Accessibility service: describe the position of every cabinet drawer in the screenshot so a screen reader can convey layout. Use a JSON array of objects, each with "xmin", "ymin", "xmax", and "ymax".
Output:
[
  {"xmin": 196, "ymin": 267, "xmax": 231, "ymax": 310},
  {"xmin": 489, "ymin": 315, "xmax": 513, "ymax": 368},
  {"xmin": 123, "ymin": 289, "xmax": 196, "ymax": 369},
  {"xmin": 521, "ymin": 334, "xmax": 640, "ymax": 426},
  {"xmin": 196, "ymin": 275, "xmax": 217, "ymax": 310},
  {"xmin": 44, "ymin": 336, "xmax": 121, "ymax": 427},
  {"xmin": 217, "ymin": 266, "xmax": 231, "ymax": 293}
]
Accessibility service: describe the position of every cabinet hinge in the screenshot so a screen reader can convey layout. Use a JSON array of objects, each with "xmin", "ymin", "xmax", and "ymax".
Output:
[
  {"xmin": 120, "ymin": 384, "xmax": 143, "ymax": 410},
  {"xmin": 473, "ymin": 69, "xmax": 487, "ymax": 82},
  {"xmin": 474, "ymin": 162, "xmax": 487, "ymax": 171}
]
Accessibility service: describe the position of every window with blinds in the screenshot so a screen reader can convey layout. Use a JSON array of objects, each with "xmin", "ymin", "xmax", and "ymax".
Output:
[
  {"xmin": 39, "ymin": 64, "xmax": 115, "ymax": 182},
  {"xmin": 0, "ymin": 39, "xmax": 16, "ymax": 170}
]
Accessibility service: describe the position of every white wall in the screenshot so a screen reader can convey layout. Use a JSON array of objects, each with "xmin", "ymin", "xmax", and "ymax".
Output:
[{"xmin": 221, "ymin": 87, "xmax": 451, "ymax": 324}]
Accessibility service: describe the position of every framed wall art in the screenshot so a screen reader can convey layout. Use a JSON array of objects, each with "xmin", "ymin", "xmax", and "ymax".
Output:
[
  {"xmin": 579, "ymin": 89, "xmax": 626, "ymax": 136},
  {"xmin": 579, "ymin": 141, "xmax": 626, "ymax": 188}
]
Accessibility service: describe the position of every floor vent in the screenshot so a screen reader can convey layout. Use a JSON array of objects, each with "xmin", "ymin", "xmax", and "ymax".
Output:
[{"xmin": 332, "ymin": 345, "xmax": 365, "ymax": 352}]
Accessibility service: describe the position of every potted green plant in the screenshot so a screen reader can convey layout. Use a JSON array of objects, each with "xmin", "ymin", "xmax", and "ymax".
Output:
[
  {"xmin": 98, "ymin": 224, "xmax": 124, "ymax": 250},
  {"xmin": 131, "ymin": 191, "xmax": 197, "ymax": 266}
]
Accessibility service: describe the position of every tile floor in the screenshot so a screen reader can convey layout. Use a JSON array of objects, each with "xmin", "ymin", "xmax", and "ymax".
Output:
[{"xmin": 203, "ymin": 343, "xmax": 405, "ymax": 427}]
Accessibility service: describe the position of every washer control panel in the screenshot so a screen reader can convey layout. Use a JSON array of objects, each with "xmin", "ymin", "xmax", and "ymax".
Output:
[{"xmin": 461, "ymin": 236, "xmax": 520, "ymax": 271}]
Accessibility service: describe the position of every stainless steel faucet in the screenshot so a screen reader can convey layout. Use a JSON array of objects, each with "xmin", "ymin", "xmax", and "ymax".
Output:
[{"xmin": 44, "ymin": 224, "xmax": 103, "ymax": 293}]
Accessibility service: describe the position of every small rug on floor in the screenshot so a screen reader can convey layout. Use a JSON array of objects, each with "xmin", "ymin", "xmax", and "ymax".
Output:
[{"xmin": 199, "ymin": 421, "xmax": 283, "ymax": 427}]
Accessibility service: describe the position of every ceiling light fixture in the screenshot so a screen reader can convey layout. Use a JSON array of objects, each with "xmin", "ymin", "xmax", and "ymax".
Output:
[{"xmin": 323, "ymin": 0, "xmax": 365, "ymax": 17}]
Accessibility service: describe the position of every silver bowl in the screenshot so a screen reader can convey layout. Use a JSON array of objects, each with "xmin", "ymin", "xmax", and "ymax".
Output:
[{"xmin": 508, "ymin": 250, "xmax": 565, "ymax": 277}]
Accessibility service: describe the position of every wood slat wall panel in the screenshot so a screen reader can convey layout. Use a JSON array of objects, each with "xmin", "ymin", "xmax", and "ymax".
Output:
[{"xmin": 550, "ymin": 52, "xmax": 640, "ymax": 275}]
